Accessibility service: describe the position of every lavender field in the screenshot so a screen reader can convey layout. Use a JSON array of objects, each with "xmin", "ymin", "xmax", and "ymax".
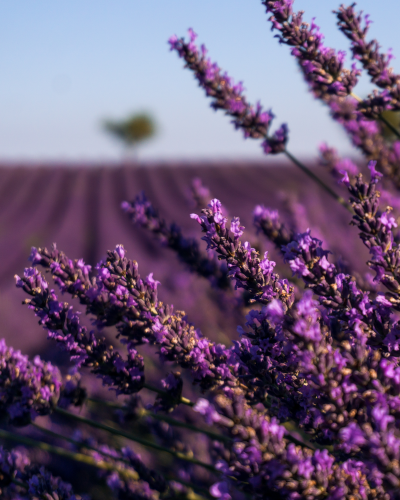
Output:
[
  {"xmin": 5, "ymin": 0, "xmax": 400, "ymax": 497},
  {"xmin": 0, "ymin": 160, "xmax": 366, "ymax": 357}
]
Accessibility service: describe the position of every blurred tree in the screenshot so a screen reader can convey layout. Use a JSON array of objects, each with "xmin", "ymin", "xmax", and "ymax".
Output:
[{"xmin": 103, "ymin": 112, "xmax": 156, "ymax": 158}]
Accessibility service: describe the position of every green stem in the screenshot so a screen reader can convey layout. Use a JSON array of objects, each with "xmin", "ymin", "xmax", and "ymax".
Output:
[
  {"xmin": 351, "ymin": 91, "xmax": 400, "ymax": 139},
  {"xmin": 0, "ymin": 427, "xmax": 139, "ymax": 481},
  {"xmin": 261, "ymin": 398, "xmax": 333, "ymax": 453},
  {"xmin": 261, "ymin": 399, "xmax": 316, "ymax": 451},
  {"xmin": 284, "ymin": 150, "xmax": 352, "ymax": 213},
  {"xmin": 281, "ymin": 421, "xmax": 333, "ymax": 453},
  {"xmin": 379, "ymin": 114, "xmax": 400, "ymax": 139},
  {"xmin": 163, "ymin": 475, "xmax": 213, "ymax": 500},
  {"xmin": 32, "ymin": 422, "xmax": 121, "ymax": 462},
  {"xmin": 11, "ymin": 478, "xmax": 28, "ymax": 490},
  {"xmin": 143, "ymin": 382, "xmax": 194, "ymax": 406},
  {"xmin": 86, "ymin": 397, "xmax": 328, "ymax": 457},
  {"xmin": 32, "ymin": 423, "xmax": 212, "ymax": 500},
  {"xmin": 54, "ymin": 407, "xmax": 218, "ymax": 474},
  {"xmin": 87, "ymin": 397, "xmax": 232, "ymax": 444}
]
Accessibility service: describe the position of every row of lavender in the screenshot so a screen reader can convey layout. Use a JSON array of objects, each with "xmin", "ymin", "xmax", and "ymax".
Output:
[
  {"xmin": 3, "ymin": 1, "xmax": 400, "ymax": 499},
  {"xmin": 0, "ymin": 163, "xmax": 358, "ymax": 356}
]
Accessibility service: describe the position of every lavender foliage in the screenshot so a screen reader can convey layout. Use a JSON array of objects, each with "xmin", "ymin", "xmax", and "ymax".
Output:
[
  {"xmin": 335, "ymin": 3, "xmax": 400, "ymax": 117},
  {"xmin": 169, "ymin": 28, "xmax": 288, "ymax": 155},
  {"xmin": 0, "ymin": 339, "xmax": 61, "ymax": 426},
  {"xmin": 121, "ymin": 191, "xmax": 230, "ymax": 290},
  {"xmin": 0, "ymin": 446, "xmax": 83, "ymax": 499},
  {"xmin": 4, "ymin": 2, "xmax": 400, "ymax": 500}
]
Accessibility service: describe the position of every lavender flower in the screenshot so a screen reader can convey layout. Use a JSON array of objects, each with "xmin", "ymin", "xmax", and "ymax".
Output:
[
  {"xmin": 188, "ymin": 177, "xmax": 212, "ymax": 211},
  {"xmin": 0, "ymin": 447, "xmax": 29, "ymax": 494},
  {"xmin": 263, "ymin": 1, "xmax": 400, "ymax": 185},
  {"xmin": 263, "ymin": 0, "xmax": 359, "ymax": 99},
  {"xmin": 0, "ymin": 339, "xmax": 61, "ymax": 426},
  {"xmin": 253, "ymin": 205, "xmax": 292, "ymax": 249},
  {"xmin": 191, "ymin": 199, "xmax": 295, "ymax": 308},
  {"xmin": 58, "ymin": 371, "xmax": 87, "ymax": 409},
  {"xmin": 169, "ymin": 29, "xmax": 288, "ymax": 152},
  {"xmin": 113, "ymin": 447, "xmax": 167, "ymax": 494},
  {"xmin": 106, "ymin": 473, "xmax": 157, "ymax": 500},
  {"xmin": 27, "ymin": 245, "xmax": 240, "ymax": 394},
  {"xmin": 318, "ymin": 143, "xmax": 359, "ymax": 182},
  {"xmin": 0, "ymin": 447, "xmax": 84, "ymax": 499},
  {"xmin": 151, "ymin": 372, "xmax": 183, "ymax": 413},
  {"xmin": 15, "ymin": 268, "xmax": 145, "ymax": 396},
  {"xmin": 335, "ymin": 4, "xmax": 400, "ymax": 117},
  {"xmin": 28, "ymin": 244, "xmax": 93, "ymax": 296},
  {"xmin": 27, "ymin": 465, "xmax": 84, "ymax": 500},
  {"xmin": 343, "ymin": 161, "xmax": 400, "ymax": 311},
  {"xmin": 262, "ymin": 123, "xmax": 289, "ymax": 155},
  {"xmin": 281, "ymin": 226, "xmax": 393, "ymax": 349},
  {"xmin": 215, "ymin": 293, "xmax": 400, "ymax": 493},
  {"xmin": 195, "ymin": 392, "xmax": 384, "ymax": 498},
  {"xmin": 121, "ymin": 192, "xmax": 230, "ymax": 290},
  {"xmin": 329, "ymin": 92, "xmax": 400, "ymax": 182},
  {"xmin": 82, "ymin": 441, "xmax": 167, "ymax": 500}
]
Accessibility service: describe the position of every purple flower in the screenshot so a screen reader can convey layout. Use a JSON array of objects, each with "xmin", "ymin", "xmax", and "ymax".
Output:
[
  {"xmin": 262, "ymin": 123, "xmax": 289, "ymax": 154},
  {"xmin": 379, "ymin": 211, "xmax": 397, "ymax": 229},
  {"xmin": 169, "ymin": 28, "xmax": 282, "ymax": 147},
  {"xmin": 193, "ymin": 398, "xmax": 223, "ymax": 425},
  {"xmin": 368, "ymin": 160, "xmax": 383, "ymax": 181},
  {"xmin": 190, "ymin": 213, "xmax": 202, "ymax": 224},
  {"xmin": 230, "ymin": 217, "xmax": 244, "ymax": 238},
  {"xmin": 265, "ymin": 299, "xmax": 284, "ymax": 325},
  {"xmin": 123, "ymin": 192, "xmax": 231, "ymax": 290},
  {"xmin": 145, "ymin": 273, "xmax": 161, "ymax": 291},
  {"xmin": 339, "ymin": 170, "xmax": 350, "ymax": 186},
  {"xmin": 210, "ymin": 482, "xmax": 231, "ymax": 500},
  {"xmin": 16, "ymin": 267, "xmax": 145, "ymax": 396},
  {"xmin": 193, "ymin": 201, "xmax": 294, "ymax": 307},
  {"xmin": 8, "ymin": 5, "xmax": 400, "ymax": 499},
  {"xmin": 336, "ymin": 4, "xmax": 400, "ymax": 116},
  {"xmin": 152, "ymin": 372, "xmax": 183, "ymax": 412},
  {"xmin": 0, "ymin": 339, "xmax": 61, "ymax": 426},
  {"xmin": 371, "ymin": 405, "xmax": 394, "ymax": 432},
  {"xmin": 339, "ymin": 423, "xmax": 366, "ymax": 452},
  {"xmin": 115, "ymin": 244, "xmax": 125, "ymax": 259},
  {"xmin": 289, "ymin": 257, "xmax": 309, "ymax": 277},
  {"xmin": 28, "ymin": 466, "xmax": 78, "ymax": 500},
  {"xmin": 264, "ymin": 0, "xmax": 359, "ymax": 98},
  {"xmin": 253, "ymin": 205, "xmax": 292, "ymax": 249},
  {"xmin": 259, "ymin": 252, "xmax": 276, "ymax": 276}
]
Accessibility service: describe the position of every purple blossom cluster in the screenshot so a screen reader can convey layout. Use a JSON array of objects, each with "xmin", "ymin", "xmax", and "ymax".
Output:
[
  {"xmin": 27, "ymin": 243, "xmax": 239, "ymax": 393},
  {"xmin": 263, "ymin": 0, "xmax": 360, "ymax": 99},
  {"xmin": 0, "ymin": 446, "xmax": 83, "ymax": 499},
  {"xmin": 191, "ymin": 199, "xmax": 295, "ymax": 308},
  {"xmin": 261, "ymin": 1, "xmax": 400, "ymax": 186},
  {"xmin": 319, "ymin": 143, "xmax": 359, "ymax": 182},
  {"xmin": 69, "ymin": 434, "xmax": 169, "ymax": 499},
  {"xmin": 15, "ymin": 266, "xmax": 145, "ymax": 396},
  {"xmin": 0, "ymin": 338, "xmax": 61, "ymax": 426},
  {"xmin": 4, "ymin": 2, "xmax": 400, "ymax": 500},
  {"xmin": 253, "ymin": 205, "xmax": 293, "ymax": 249},
  {"xmin": 169, "ymin": 28, "xmax": 288, "ymax": 155},
  {"xmin": 121, "ymin": 191, "xmax": 230, "ymax": 290},
  {"xmin": 335, "ymin": 3, "xmax": 400, "ymax": 117}
]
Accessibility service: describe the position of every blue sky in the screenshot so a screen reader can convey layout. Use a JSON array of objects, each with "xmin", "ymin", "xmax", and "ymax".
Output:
[{"xmin": 0, "ymin": 0, "xmax": 398, "ymax": 162}]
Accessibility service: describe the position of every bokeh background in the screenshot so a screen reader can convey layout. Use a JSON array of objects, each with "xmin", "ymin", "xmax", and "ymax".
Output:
[{"xmin": 1, "ymin": 0, "xmax": 399, "ymax": 161}]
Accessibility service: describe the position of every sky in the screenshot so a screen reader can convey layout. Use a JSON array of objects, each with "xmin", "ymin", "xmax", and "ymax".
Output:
[{"xmin": 0, "ymin": 0, "xmax": 399, "ymax": 162}]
